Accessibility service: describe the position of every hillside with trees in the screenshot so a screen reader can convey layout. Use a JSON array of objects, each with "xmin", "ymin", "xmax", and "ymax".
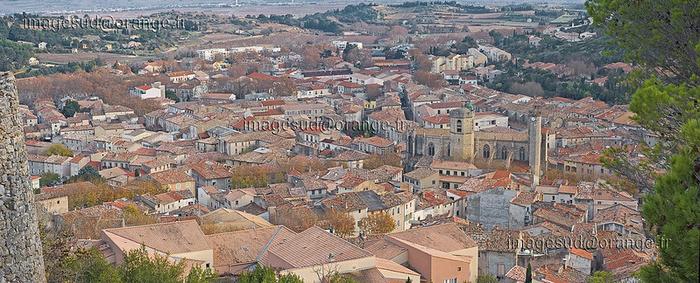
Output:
[{"xmin": 253, "ymin": 3, "xmax": 381, "ymax": 34}]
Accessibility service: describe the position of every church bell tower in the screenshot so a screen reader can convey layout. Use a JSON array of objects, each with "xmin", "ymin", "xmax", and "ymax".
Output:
[
  {"xmin": 449, "ymin": 102, "xmax": 475, "ymax": 162},
  {"xmin": 528, "ymin": 115, "xmax": 543, "ymax": 188}
]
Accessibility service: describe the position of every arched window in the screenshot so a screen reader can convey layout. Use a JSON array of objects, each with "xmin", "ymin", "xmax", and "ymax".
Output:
[
  {"xmin": 519, "ymin": 147, "xmax": 526, "ymax": 160},
  {"xmin": 483, "ymin": 144, "xmax": 490, "ymax": 159},
  {"xmin": 456, "ymin": 119, "xmax": 463, "ymax": 133},
  {"xmin": 428, "ymin": 142, "xmax": 435, "ymax": 156},
  {"xmin": 501, "ymin": 146, "xmax": 508, "ymax": 159},
  {"xmin": 446, "ymin": 143, "xmax": 451, "ymax": 157}
]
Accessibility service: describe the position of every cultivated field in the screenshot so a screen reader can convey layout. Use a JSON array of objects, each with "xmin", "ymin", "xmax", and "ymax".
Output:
[{"xmin": 36, "ymin": 52, "xmax": 152, "ymax": 64}]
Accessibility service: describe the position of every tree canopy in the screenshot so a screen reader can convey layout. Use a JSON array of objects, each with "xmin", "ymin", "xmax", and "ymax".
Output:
[
  {"xmin": 587, "ymin": 0, "xmax": 700, "ymax": 84},
  {"xmin": 587, "ymin": 271, "xmax": 614, "ymax": 283},
  {"xmin": 45, "ymin": 144, "xmax": 74, "ymax": 157},
  {"xmin": 237, "ymin": 264, "xmax": 303, "ymax": 283},
  {"xmin": 325, "ymin": 209, "xmax": 355, "ymax": 238},
  {"xmin": 476, "ymin": 274, "xmax": 499, "ymax": 283},
  {"xmin": 61, "ymin": 100, "xmax": 80, "ymax": 117},
  {"xmin": 587, "ymin": 0, "xmax": 700, "ymax": 282},
  {"xmin": 67, "ymin": 165, "xmax": 105, "ymax": 184},
  {"xmin": 39, "ymin": 172, "xmax": 61, "ymax": 187},
  {"xmin": 358, "ymin": 212, "xmax": 396, "ymax": 236}
]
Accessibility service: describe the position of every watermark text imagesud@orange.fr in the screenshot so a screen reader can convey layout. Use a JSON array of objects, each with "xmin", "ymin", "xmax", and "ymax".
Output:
[
  {"xmin": 507, "ymin": 235, "xmax": 669, "ymax": 253},
  {"xmin": 21, "ymin": 14, "xmax": 189, "ymax": 32}
]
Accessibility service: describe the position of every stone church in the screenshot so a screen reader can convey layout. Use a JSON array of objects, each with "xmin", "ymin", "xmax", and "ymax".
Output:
[{"xmin": 406, "ymin": 104, "xmax": 551, "ymax": 186}]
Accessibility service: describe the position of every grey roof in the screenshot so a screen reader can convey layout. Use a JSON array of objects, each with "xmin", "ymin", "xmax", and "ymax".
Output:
[{"xmin": 357, "ymin": 191, "xmax": 386, "ymax": 212}]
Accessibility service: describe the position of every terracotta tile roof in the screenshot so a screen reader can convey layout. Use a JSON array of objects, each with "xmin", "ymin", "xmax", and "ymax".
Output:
[
  {"xmin": 188, "ymin": 161, "xmax": 232, "ymax": 180},
  {"xmin": 533, "ymin": 203, "xmax": 586, "ymax": 229},
  {"xmin": 200, "ymin": 208, "xmax": 273, "ymax": 231},
  {"xmin": 60, "ymin": 204, "xmax": 124, "ymax": 239},
  {"xmin": 591, "ymin": 187, "xmax": 635, "ymax": 202},
  {"xmin": 389, "ymin": 223, "xmax": 477, "ymax": 251},
  {"xmin": 149, "ymin": 190, "xmax": 193, "ymax": 204},
  {"xmin": 338, "ymin": 176, "xmax": 367, "ymax": 190},
  {"xmin": 423, "ymin": 114, "xmax": 450, "ymax": 125},
  {"xmin": 416, "ymin": 189, "xmax": 449, "ymax": 209},
  {"xmin": 237, "ymin": 202, "xmax": 267, "ymax": 215},
  {"xmin": 404, "ymin": 167, "xmax": 437, "ymax": 180},
  {"xmin": 368, "ymin": 108, "xmax": 405, "ymax": 123},
  {"xmin": 331, "ymin": 150, "xmax": 370, "ymax": 161},
  {"xmin": 388, "ymin": 236, "xmax": 469, "ymax": 262},
  {"xmin": 261, "ymin": 99, "xmax": 285, "ymax": 107},
  {"xmin": 351, "ymin": 267, "xmax": 386, "ymax": 282},
  {"xmin": 133, "ymin": 147, "xmax": 157, "ymax": 156},
  {"xmin": 41, "ymin": 181, "xmax": 98, "ymax": 198},
  {"xmin": 505, "ymin": 265, "xmax": 526, "ymax": 282},
  {"xmin": 364, "ymin": 237, "xmax": 407, "ymax": 260},
  {"xmin": 558, "ymin": 185, "xmax": 578, "ymax": 195},
  {"xmin": 603, "ymin": 248, "xmax": 650, "ymax": 277},
  {"xmin": 570, "ymin": 247, "xmax": 593, "ymax": 260},
  {"xmin": 510, "ymin": 191, "xmax": 539, "ymax": 206},
  {"xmin": 593, "ymin": 204, "xmax": 643, "ymax": 233},
  {"xmin": 431, "ymin": 159, "xmax": 477, "ymax": 170},
  {"xmin": 261, "ymin": 226, "xmax": 373, "ymax": 269},
  {"xmin": 102, "ymin": 220, "xmax": 209, "ymax": 254},
  {"xmin": 447, "ymin": 189, "xmax": 470, "ymax": 198},
  {"xmin": 167, "ymin": 71, "xmax": 195, "ymax": 77},
  {"xmin": 183, "ymin": 152, "xmax": 228, "ymax": 165},
  {"xmin": 525, "ymin": 220, "xmax": 571, "ymax": 238},
  {"xmin": 205, "ymin": 226, "xmax": 296, "ymax": 275},
  {"xmin": 355, "ymin": 136, "xmax": 393, "ymax": 148},
  {"xmin": 375, "ymin": 257, "xmax": 420, "ymax": 276},
  {"xmin": 459, "ymin": 170, "xmax": 516, "ymax": 193},
  {"xmin": 171, "ymin": 204, "xmax": 210, "ymax": 216},
  {"xmin": 149, "ymin": 169, "xmax": 194, "ymax": 185},
  {"xmin": 459, "ymin": 222, "xmax": 521, "ymax": 252},
  {"xmin": 535, "ymin": 265, "xmax": 587, "ymax": 283}
]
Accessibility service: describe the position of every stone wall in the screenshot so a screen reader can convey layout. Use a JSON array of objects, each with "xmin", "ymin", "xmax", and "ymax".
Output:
[
  {"xmin": 464, "ymin": 188, "xmax": 517, "ymax": 230},
  {"xmin": 0, "ymin": 72, "xmax": 46, "ymax": 282}
]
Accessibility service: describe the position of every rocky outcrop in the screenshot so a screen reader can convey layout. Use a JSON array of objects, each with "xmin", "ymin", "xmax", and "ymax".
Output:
[{"xmin": 0, "ymin": 72, "xmax": 46, "ymax": 282}]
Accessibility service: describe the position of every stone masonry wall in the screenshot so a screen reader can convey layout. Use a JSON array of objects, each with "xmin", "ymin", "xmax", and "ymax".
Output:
[{"xmin": 0, "ymin": 72, "xmax": 46, "ymax": 282}]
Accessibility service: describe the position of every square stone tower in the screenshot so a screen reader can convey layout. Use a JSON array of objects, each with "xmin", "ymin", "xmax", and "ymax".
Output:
[
  {"xmin": 528, "ymin": 115, "xmax": 543, "ymax": 188},
  {"xmin": 449, "ymin": 103, "xmax": 475, "ymax": 162}
]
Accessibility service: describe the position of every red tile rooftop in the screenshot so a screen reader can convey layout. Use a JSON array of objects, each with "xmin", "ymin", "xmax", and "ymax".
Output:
[{"xmin": 570, "ymin": 247, "xmax": 594, "ymax": 260}]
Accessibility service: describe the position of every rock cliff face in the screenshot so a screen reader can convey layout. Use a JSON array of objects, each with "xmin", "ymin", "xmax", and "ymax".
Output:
[{"xmin": 0, "ymin": 72, "xmax": 46, "ymax": 282}]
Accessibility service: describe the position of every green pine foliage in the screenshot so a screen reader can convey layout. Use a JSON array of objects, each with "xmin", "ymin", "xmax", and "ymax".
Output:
[
  {"xmin": 588, "ymin": 271, "xmax": 614, "ymax": 283},
  {"xmin": 525, "ymin": 263, "xmax": 532, "ymax": 283},
  {"xmin": 587, "ymin": 0, "xmax": 700, "ymax": 282},
  {"xmin": 238, "ymin": 264, "xmax": 303, "ymax": 283},
  {"xmin": 58, "ymin": 246, "xmax": 216, "ymax": 283}
]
